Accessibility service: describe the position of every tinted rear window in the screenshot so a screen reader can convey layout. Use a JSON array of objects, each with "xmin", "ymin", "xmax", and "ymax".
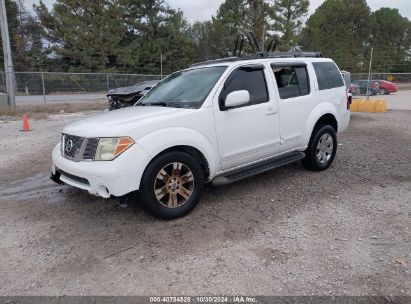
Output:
[
  {"xmin": 313, "ymin": 62, "xmax": 344, "ymax": 90},
  {"xmin": 272, "ymin": 65, "xmax": 310, "ymax": 99}
]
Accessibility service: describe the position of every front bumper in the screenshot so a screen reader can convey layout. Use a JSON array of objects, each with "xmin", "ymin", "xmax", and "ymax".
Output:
[{"xmin": 51, "ymin": 143, "xmax": 151, "ymax": 197}]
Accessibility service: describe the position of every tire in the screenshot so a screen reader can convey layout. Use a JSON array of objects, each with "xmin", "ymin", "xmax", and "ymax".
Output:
[
  {"xmin": 139, "ymin": 151, "xmax": 204, "ymax": 220},
  {"xmin": 302, "ymin": 125, "xmax": 337, "ymax": 172},
  {"xmin": 380, "ymin": 89, "xmax": 386, "ymax": 95}
]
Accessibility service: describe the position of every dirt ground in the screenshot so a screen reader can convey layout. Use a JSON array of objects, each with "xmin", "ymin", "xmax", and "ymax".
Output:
[{"xmin": 0, "ymin": 108, "xmax": 410, "ymax": 296}]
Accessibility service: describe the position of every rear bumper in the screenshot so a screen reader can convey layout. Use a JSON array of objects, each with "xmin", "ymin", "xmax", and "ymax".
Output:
[
  {"xmin": 339, "ymin": 110, "xmax": 351, "ymax": 133},
  {"xmin": 51, "ymin": 143, "xmax": 151, "ymax": 197},
  {"xmin": 381, "ymin": 86, "xmax": 397, "ymax": 93}
]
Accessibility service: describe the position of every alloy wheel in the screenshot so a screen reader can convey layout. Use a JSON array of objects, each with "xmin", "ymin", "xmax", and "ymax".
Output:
[
  {"xmin": 154, "ymin": 162, "xmax": 195, "ymax": 208},
  {"xmin": 316, "ymin": 133, "xmax": 334, "ymax": 165}
]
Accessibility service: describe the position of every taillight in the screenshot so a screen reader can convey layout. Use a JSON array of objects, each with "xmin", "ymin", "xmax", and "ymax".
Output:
[{"xmin": 346, "ymin": 90, "xmax": 350, "ymax": 109}]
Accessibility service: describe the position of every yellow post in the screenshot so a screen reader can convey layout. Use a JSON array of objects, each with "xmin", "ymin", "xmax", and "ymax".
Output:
[
  {"xmin": 358, "ymin": 100, "xmax": 367, "ymax": 112},
  {"xmin": 350, "ymin": 99, "xmax": 359, "ymax": 112},
  {"xmin": 375, "ymin": 100, "xmax": 387, "ymax": 113}
]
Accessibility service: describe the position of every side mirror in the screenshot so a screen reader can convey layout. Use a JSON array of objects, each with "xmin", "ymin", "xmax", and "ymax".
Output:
[{"xmin": 224, "ymin": 90, "xmax": 250, "ymax": 109}]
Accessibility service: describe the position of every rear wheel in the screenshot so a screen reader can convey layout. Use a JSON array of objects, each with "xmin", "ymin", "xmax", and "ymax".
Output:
[
  {"xmin": 302, "ymin": 125, "xmax": 337, "ymax": 171},
  {"xmin": 139, "ymin": 151, "xmax": 204, "ymax": 220},
  {"xmin": 380, "ymin": 88, "xmax": 386, "ymax": 95}
]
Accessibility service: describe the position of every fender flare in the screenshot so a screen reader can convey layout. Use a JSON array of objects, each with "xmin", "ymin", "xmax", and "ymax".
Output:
[
  {"xmin": 303, "ymin": 102, "xmax": 338, "ymax": 145},
  {"xmin": 136, "ymin": 127, "xmax": 220, "ymax": 181}
]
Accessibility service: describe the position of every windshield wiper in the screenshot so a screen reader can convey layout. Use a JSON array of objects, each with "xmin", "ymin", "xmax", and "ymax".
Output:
[
  {"xmin": 167, "ymin": 102, "xmax": 194, "ymax": 108},
  {"xmin": 143, "ymin": 102, "xmax": 193, "ymax": 108},
  {"xmin": 144, "ymin": 102, "xmax": 169, "ymax": 107}
]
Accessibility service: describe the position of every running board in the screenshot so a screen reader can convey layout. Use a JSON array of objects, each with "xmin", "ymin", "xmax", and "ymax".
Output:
[{"xmin": 212, "ymin": 152, "xmax": 305, "ymax": 186}]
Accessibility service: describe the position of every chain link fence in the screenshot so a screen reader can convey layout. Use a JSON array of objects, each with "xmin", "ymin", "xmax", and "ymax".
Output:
[
  {"xmin": 0, "ymin": 72, "xmax": 161, "ymax": 108},
  {"xmin": 351, "ymin": 73, "xmax": 411, "ymax": 83},
  {"xmin": 0, "ymin": 71, "xmax": 410, "ymax": 109},
  {"xmin": 350, "ymin": 73, "xmax": 411, "ymax": 95}
]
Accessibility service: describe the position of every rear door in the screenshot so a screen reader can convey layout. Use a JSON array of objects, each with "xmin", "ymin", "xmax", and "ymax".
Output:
[{"xmin": 270, "ymin": 62, "xmax": 314, "ymax": 151}]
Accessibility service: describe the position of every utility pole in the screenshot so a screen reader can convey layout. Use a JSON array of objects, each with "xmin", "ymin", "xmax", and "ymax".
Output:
[
  {"xmin": 261, "ymin": 24, "xmax": 266, "ymax": 52},
  {"xmin": 366, "ymin": 47, "xmax": 374, "ymax": 100},
  {"xmin": 160, "ymin": 53, "xmax": 163, "ymax": 80},
  {"xmin": 0, "ymin": 0, "xmax": 16, "ymax": 108}
]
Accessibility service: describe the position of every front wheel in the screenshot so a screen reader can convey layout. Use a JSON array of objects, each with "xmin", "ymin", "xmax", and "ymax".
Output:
[
  {"xmin": 139, "ymin": 151, "xmax": 204, "ymax": 220},
  {"xmin": 302, "ymin": 125, "xmax": 337, "ymax": 171}
]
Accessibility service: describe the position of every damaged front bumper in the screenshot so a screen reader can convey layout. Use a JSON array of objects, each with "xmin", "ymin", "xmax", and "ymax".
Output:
[{"xmin": 51, "ymin": 143, "xmax": 151, "ymax": 198}]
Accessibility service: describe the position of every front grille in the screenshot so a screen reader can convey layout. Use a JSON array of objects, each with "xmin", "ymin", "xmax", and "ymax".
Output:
[
  {"xmin": 62, "ymin": 134, "xmax": 84, "ymax": 159},
  {"xmin": 83, "ymin": 138, "xmax": 99, "ymax": 160}
]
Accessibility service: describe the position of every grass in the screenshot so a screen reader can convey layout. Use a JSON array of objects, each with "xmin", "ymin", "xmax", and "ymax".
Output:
[{"xmin": 0, "ymin": 100, "xmax": 107, "ymax": 120}]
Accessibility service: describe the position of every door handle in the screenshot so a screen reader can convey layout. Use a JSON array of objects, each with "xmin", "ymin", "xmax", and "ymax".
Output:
[{"xmin": 265, "ymin": 108, "xmax": 277, "ymax": 115}]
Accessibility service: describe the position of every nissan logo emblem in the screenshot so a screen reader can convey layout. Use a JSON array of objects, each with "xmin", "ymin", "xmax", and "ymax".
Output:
[{"xmin": 65, "ymin": 139, "xmax": 74, "ymax": 153}]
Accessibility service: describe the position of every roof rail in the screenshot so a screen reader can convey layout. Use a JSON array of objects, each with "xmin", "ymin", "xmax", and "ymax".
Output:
[
  {"xmin": 250, "ymin": 51, "xmax": 324, "ymax": 59},
  {"xmin": 190, "ymin": 51, "xmax": 324, "ymax": 68},
  {"xmin": 190, "ymin": 57, "xmax": 241, "ymax": 67}
]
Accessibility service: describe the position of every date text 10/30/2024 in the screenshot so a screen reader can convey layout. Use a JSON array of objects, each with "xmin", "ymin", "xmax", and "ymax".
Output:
[{"xmin": 149, "ymin": 296, "xmax": 257, "ymax": 303}]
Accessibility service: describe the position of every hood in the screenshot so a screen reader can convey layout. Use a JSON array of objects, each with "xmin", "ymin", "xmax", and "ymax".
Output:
[{"xmin": 62, "ymin": 106, "xmax": 191, "ymax": 138}]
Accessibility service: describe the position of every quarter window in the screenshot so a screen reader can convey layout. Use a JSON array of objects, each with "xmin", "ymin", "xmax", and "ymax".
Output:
[
  {"xmin": 272, "ymin": 65, "xmax": 310, "ymax": 99},
  {"xmin": 313, "ymin": 62, "xmax": 345, "ymax": 90},
  {"xmin": 220, "ymin": 66, "xmax": 269, "ymax": 109}
]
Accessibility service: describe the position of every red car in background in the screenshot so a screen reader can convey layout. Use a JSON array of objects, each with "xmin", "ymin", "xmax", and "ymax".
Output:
[
  {"xmin": 351, "ymin": 80, "xmax": 379, "ymax": 96},
  {"xmin": 373, "ymin": 80, "xmax": 398, "ymax": 95}
]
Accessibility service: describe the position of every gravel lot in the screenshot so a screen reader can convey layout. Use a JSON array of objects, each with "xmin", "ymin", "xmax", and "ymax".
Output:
[{"xmin": 0, "ymin": 107, "xmax": 410, "ymax": 296}]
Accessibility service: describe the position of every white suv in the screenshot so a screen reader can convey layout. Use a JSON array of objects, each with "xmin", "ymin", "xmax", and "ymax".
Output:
[{"xmin": 51, "ymin": 54, "xmax": 350, "ymax": 219}]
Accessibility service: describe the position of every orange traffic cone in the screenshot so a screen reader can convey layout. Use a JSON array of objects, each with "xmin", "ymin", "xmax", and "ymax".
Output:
[{"xmin": 21, "ymin": 114, "xmax": 31, "ymax": 132}]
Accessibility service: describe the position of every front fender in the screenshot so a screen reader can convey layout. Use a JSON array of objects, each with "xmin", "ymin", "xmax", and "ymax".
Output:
[
  {"xmin": 303, "ymin": 102, "xmax": 338, "ymax": 146},
  {"xmin": 136, "ymin": 127, "xmax": 220, "ymax": 181}
]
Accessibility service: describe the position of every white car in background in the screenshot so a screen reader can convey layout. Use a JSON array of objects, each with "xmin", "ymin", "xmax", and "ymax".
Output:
[{"xmin": 52, "ymin": 53, "xmax": 350, "ymax": 219}]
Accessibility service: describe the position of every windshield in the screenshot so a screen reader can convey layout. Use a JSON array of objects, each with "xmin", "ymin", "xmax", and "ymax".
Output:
[{"xmin": 138, "ymin": 66, "xmax": 227, "ymax": 108}]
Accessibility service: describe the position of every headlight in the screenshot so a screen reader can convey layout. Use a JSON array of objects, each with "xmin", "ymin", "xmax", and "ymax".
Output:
[{"xmin": 94, "ymin": 137, "xmax": 134, "ymax": 161}]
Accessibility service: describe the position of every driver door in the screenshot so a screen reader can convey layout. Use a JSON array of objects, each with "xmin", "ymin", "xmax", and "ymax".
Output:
[{"xmin": 213, "ymin": 64, "xmax": 281, "ymax": 171}]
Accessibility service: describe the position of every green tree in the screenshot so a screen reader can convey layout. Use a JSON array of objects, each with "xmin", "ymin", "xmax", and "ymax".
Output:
[
  {"xmin": 369, "ymin": 8, "xmax": 411, "ymax": 72},
  {"xmin": 35, "ymin": 0, "xmax": 130, "ymax": 72},
  {"xmin": 270, "ymin": 0, "xmax": 309, "ymax": 51},
  {"xmin": 187, "ymin": 18, "xmax": 239, "ymax": 60},
  {"xmin": 186, "ymin": 21, "xmax": 216, "ymax": 60},
  {"xmin": 122, "ymin": 1, "xmax": 195, "ymax": 74},
  {"xmin": 194, "ymin": 0, "xmax": 272, "ymax": 59},
  {"xmin": 1, "ymin": 0, "xmax": 47, "ymax": 71},
  {"xmin": 12, "ymin": 1, "xmax": 48, "ymax": 71},
  {"xmin": 35, "ymin": 0, "xmax": 195, "ymax": 73},
  {"xmin": 300, "ymin": 0, "xmax": 370, "ymax": 72}
]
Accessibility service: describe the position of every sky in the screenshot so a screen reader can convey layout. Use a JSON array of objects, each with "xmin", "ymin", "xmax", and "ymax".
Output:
[{"xmin": 24, "ymin": 0, "xmax": 411, "ymax": 21}]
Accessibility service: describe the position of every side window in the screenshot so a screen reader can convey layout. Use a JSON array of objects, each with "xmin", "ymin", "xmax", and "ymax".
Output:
[
  {"xmin": 219, "ymin": 66, "xmax": 269, "ymax": 109},
  {"xmin": 313, "ymin": 62, "xmax": 345, "ymax": 90},
  {"xmin": 272, "ymin": 65, "xmax": 310, "ymax": 99}
]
